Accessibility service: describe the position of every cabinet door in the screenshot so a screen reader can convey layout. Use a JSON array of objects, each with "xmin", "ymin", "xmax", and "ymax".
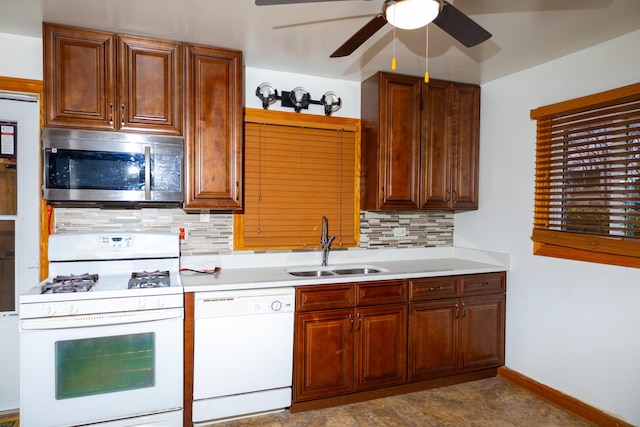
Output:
[
  {"xmin": 450, "ymin": 83, "xmax": 480, "ymax": 210},
  {"xmin": 421, "ymin": 80, "xmax": 452, "ymax": 209},
  {"xmin": 117, "ymin": 35, "xmax": 182, "ymax": 135},
  {"xmin": 44, "ymin": 23, "xmax": 116, "ymax": 130},
  {"xmin": 459, "ymin": 294, "xmax": 505, "ymax": 371},
  {"xmin": 361, "ymin": 72, "xmax": 421, "ymax": 210},
  {"xmin": 355, "ymin": 304, "xmax": 407, "ymax": 390},
  {"xmin": 184, "ymin": 44, "xmax": 243, "ymax": 210},
  {"xmin": 294, "ymin": 310, "xmax": 354, "ymax": 401},
  {"xmin": 408, "ymin": 299, "xmax": 459, "ymax": 381}
]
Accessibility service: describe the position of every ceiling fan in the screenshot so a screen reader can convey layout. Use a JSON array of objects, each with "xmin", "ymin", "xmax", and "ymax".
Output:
[{"xmin": 255, "ymin": 0, "xmax": 492, "ymax": 58}]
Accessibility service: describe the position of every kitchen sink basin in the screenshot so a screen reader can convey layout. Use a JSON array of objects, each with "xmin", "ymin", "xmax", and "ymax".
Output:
[
  {"xmin": 288, "ymin": 270, "xmax": 335, "ymax": 277},
  {"xmin": 286, "ymin": 265, "xmax": 388, "ymax": 278},
  {"xmin": 333, "ymin": 267, "xmax": 382, "ymax": 275}
]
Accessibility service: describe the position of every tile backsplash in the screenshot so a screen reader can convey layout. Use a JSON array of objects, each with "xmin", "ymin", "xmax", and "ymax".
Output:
[{"xmin": 53, "ymin": 208, "xmax": 453, "ymax": 255}]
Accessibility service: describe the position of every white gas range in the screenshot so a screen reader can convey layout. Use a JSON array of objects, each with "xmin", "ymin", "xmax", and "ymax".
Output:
[{"xmin": 19, "ymin": 232, "xmax": 183, "ymax": 427}]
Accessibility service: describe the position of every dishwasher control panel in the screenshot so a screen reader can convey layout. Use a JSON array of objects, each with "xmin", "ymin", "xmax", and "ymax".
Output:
[{"xmin": 195, "ymin": 287, "xmax": 295, "ymax": 318}]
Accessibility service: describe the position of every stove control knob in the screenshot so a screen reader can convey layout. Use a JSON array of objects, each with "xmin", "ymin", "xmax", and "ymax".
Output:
[
  {"xmin": 45, "ymin": 305, "xmax": 56, "ymax": 316},
  {"xmin": 137, "ymin": 299, "xmax": 146, "ymax": 310},
  {"xmin": 156, "ymin": 297, "xmax": 165, "ymax": 308},
  {"xmin": 271, "ymin": 300, "xmax": 282, "ymax": 312},
  {"xmin": 67, "ymin": 303, "xmax": 78, "ymax": 315}
]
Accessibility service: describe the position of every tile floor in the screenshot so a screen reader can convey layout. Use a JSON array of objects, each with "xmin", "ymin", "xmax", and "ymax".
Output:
[{"xmin": 211, "ymin": 377, "xmax": 594, "ymax": 426}]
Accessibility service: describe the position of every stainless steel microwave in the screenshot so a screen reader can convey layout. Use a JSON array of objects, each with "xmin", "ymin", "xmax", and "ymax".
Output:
[{"xmin": 42, "ymin": 128, "xmax": 183, "ymax": 206}]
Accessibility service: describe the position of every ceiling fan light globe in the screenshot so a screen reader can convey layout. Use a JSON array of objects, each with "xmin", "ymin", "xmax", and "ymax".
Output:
[{"xmin": 383, "ymin": 0, "xmax": 440, "ymax": 30}]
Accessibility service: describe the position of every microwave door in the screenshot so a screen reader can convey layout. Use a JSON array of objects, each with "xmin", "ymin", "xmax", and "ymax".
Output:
[
  {"xmin": 44, "ymin": 148, "xmax": 148, "ymax": 203},
  {"xmin": 144, "ymin": 146, "xmax": 151, "ymax": 201}
]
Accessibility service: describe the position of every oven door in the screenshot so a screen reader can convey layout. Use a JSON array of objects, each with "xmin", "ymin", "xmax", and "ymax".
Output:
[{"xmin": 19, "ymin": 309, "xmax": 183, "ymax": 427}]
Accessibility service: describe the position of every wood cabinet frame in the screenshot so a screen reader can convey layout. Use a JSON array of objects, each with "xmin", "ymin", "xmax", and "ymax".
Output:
[
  {"xmin": 43, "ymin": 23, "xmax": 183, "ymax": 135},
  {"xmin": 361, "ymin": 72, "xmax": 480, "ymax": 211}
]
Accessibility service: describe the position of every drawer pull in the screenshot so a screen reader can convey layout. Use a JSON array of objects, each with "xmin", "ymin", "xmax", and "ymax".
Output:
[{"xmin": 427, "ymin": 286, "xmax": 445, "ymax": 291}]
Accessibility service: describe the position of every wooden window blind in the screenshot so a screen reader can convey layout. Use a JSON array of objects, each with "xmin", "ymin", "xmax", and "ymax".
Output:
[
  {"xmin": 530, "ymin": 82, "xmax": 640, "ymax": 268},
  {"xmin": 235, "ymin": 109, "xmax": 360, "ymax": 250}
]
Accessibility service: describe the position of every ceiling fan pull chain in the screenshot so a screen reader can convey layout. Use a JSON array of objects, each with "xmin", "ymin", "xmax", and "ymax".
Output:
[
  {"xmin": 391, "ymin": 23, "xmax": 397, "ymax": 70},
  {"xmin": 425, "ymin": 25, "xmax": 429, "ymax": 83}
]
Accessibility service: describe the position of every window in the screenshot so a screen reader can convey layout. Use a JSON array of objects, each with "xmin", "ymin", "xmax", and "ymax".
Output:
[
  {"xmin": 530, "ymin": 83, "xmax": 640, "ymax": 268},
  {"xmin": 235, "ymin": 109, "xmax": 360, "ymax": 250}
]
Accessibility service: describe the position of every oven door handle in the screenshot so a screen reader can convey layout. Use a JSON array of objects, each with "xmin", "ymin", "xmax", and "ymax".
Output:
[
  {"xmin": 20, "ymin": 308, "xmax": 183, "ymax": 330},
  {"xmin": 144, "ymin": 145, "xmax": 152, "ymax": 201}
]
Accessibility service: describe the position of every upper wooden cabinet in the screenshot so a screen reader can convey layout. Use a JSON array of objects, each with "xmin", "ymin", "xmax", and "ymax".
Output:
[
  {"xmin": 361, "ymin": 71, "xmax": 480, "ymax": 211},
  {"xmin": 361, "ymin": 72, "xmax": 422, "ymax": 210},
  {"xmin": 43, "ymin": 23, "xmax": 183, "ymax": 135},
  {"xmin": 183, "ymin": 44, "xmax": 243, "ymax": 210}
]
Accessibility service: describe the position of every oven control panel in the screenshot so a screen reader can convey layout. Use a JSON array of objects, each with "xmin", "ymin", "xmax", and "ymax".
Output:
[{"xmin": 100, "ymin": 236, "xmax": 135, "ymax": 248}]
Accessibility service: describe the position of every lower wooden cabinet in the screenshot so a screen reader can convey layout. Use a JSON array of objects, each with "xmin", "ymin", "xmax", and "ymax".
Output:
[
  {"xmin": 408, "ymin": 272, "xmax": 506, "ymax": 382},
  {"xmin": 292, "ymin": 272, "xmax": 505, "ymax": 408},
  {"xmin": 409, "ymin": 293, "xmax": 505, "ymax": 381},
  {"xmin": 294, "ymin": 309, "xmax": 354, "ymax": 401},
  {"xmin": 294, "ymin": 281, "xmax": 407, "ymax": 402}
]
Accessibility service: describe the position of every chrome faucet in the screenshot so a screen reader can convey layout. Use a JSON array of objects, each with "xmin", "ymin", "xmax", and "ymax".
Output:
[{"xmin": 320, "ymin": 216, "xmax": 335, "ymax": 267}]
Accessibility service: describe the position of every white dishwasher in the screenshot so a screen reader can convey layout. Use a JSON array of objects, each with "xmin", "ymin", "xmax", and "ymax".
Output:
[{"xmin": 192, "ymin": 287, "xmax": 295, "ymax": 425}]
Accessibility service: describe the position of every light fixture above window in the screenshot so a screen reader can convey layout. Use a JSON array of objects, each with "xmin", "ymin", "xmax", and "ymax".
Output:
[
  {"xmin": 383, "ymin": 0, "xmax": 441, "ymax": 30},
  {"xmin": 321, "ymin": 91, "xmax": 342, "ymax": 116},
  {"xmin": 255, "ymin": 82, "xmax": 278, "ymax": 109},
  {"xmin": 254, "ymin": 82, "xmax": 342, "ymax": 116}
]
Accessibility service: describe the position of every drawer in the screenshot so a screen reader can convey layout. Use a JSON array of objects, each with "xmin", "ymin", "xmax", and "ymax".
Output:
[
  {"xmin": 461, "ymin": 272, "xmax": 506, "ymax": 295},
  {"xmin": 356, "ymin": 280, "xmax": 407, "ymax": 306},
  {"xmin": 409, "ymin": 276, "xmax": 460, "ymax": 301},
  {"xmin": 296, "ymin": 284, "xmax": 355, "ymax": 311}
]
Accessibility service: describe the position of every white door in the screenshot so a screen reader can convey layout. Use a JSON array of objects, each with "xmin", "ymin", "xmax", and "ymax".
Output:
[{"xmin": 0, "ymin": 94, "xmax": 40, "ymax": 411}]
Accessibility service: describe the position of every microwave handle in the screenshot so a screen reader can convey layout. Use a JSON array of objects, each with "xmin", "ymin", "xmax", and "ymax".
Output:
[{"xmin": 144, "ymin": 146, "xmax": 151, "ymax": 200}]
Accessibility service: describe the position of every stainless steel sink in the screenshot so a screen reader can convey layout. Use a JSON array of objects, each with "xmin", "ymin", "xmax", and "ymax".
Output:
[
  {"xmin": 288, "ymin": 270, "xmax": 335, "ymax": 277},
  {"xmin": 333, "ymin": 267, "xmax": 382, "ymax": 275},
  {"xmin": 286, "ymin": 265, "xmax": 387, "ymax": 278}
]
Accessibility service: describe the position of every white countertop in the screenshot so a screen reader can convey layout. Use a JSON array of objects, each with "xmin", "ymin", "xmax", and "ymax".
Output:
[{"xmin": 180, "ymin": 246, "xmax": 509, "ymax": 292}]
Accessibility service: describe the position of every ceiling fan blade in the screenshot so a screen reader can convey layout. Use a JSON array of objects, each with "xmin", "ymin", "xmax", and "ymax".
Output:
[
  {"xmin": 256, "ymin": 0, "xmax": 353, "ymax": 5},
  {"xmin": 330, "ymin": 14, "xmax": 387, "ymax": 58},
  {"xmin": 432, "ymin": 1, "xmax": 491, "ymax": 48}
]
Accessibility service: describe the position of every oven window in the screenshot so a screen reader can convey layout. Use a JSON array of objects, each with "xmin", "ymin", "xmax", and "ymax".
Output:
[{"xmin": 55, "ymin": 332, "xmax": 155, "ymax": 399}]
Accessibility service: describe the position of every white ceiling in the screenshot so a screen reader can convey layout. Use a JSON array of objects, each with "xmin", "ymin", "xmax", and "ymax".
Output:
[{"xmin": 1, "ymin": 0, "xmax": 639, "ymax": 85}]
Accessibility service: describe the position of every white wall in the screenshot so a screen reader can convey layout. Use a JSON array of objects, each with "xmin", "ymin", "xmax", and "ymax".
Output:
[
  {"xmin": 455, "ymin": 29, "xmax": 640, "ymax": 425},
  {"xmin": 0, "ymin": 32, "xmax": 42, "ymax": 80}
]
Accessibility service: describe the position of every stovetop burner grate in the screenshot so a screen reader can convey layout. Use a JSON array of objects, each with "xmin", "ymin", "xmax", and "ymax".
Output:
[
  {"xmin": 41, "ymin": 274, "xmax": 99, "ymax": 294},
  {"xmin": 128, "ymin": 270, "xmax": 171, "ymax": 289}
]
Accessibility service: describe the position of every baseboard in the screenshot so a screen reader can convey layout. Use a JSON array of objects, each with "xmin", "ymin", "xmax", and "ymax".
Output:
[{"xmin": 498, "ymin": 366, "xmax": 633, "ymax": 427}]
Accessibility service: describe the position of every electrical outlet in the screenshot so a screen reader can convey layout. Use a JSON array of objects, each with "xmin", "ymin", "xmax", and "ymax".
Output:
[{"xmin": 393, "ymin": 227, "xmax": 407, "ymax": 237}]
